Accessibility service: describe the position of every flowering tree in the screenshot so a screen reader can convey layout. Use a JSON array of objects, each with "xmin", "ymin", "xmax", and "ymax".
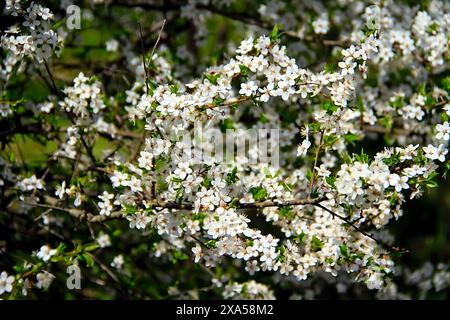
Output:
[{"xmin": 1, "ymin": 0, "xmax": 450, "ymax": 299}]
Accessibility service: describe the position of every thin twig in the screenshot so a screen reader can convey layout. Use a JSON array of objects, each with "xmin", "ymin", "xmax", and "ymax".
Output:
[
  {"xmin": 91, "ymin": 254, "xmax": 120, "ymax": 283},
  {"xmin": 138, "ymin": 23, "xmax": 150, "ymax": 93},
  {"xmin": 308, "ymin": 130, "xmax": 324, "ymax": 195},
  {"xmin": 313, "ymin": 203, "xmax": 406, "ymax": 253},
  {"xmin": 43, "ymin": 58, "xmax": 61, "ymax": 97},
  {"xmin": 150, "ymin": 19, "xmax": 166, "ymax": 64}
]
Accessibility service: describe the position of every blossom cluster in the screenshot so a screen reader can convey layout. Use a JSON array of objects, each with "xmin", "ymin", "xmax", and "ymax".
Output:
[{"xmin": 1, "ymin": 1, "xmax": 63, "ymax": 81}]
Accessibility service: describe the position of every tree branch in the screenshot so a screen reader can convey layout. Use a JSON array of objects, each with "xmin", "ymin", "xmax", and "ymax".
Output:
[{"xmin": 110, "ymin": 0, "xmax": 349, "ymax": 46}]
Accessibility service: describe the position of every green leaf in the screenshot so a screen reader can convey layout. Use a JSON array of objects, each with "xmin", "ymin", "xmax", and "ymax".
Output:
[
  {"xmin": 83, "ymin": 243, "xmax": 100, "ymax": 252},
  {"xmin": 192, "ymin": 212, "xmax": 207, "ymax": 225},
  {"xmin": 423, "ymin": 171, "xmax": 438, "ymax": 189},
  {"xmin": 13, "ymin": 263, "xmax": 26, "ymax": 274},
  {"xmin": 263, "ymin": 167, "xmax": 272, "ymax": 178},
  {"xmin": 202, "ymin": 175, "xmax": 212, "ymax": 188},
  {"xmin": 311, "ymin": 235, "xmax": 323, "ymax": 251},
  {"xmin": 154, "ymin": 156, "xmax": 166, "ymax": 171},
  {"xmin": 169, "ymin": 84, "xmax": 179, "ymax": 93},
  {"xmin": 220, "ymin": 118, "xmax": 234, "ymax": 132},
  {"xmin": 325, "ymin": 175, "xmax": 336, "ymax": 187},
  {"xmin": 123, "ymin": 204, "xmax": 137, "ymax": 215},
  {"xmin": 344, "ymin": 133, "xmax": 361, "ymax": 146},
  {"xmin": 308, "ymin": 122, "xmax": 321, "ymax": 133},
  {"xmin": 225, "ymin": 167, "xmax": 238, "ymax": 185},
  {"xmin": 354, "ymin": 149, "xmax": 370, "ymax": 164},
  {"xmin": 259, "ymin": 113, "xmax": 269, "ymax": 123},
  {"xmin": 280, "ymin": 181, "xmax": 293, "ymax": 192},
  {"xmin": 250, "ymin": 186, "xmax": 268, "ymax": 201},
  {"xmin": 379, "ymin": 115, "xmax": 393, "ymax": 129},
  {"xmin": 250, "ymin": 95, "xmax": 260, "ymax": 107},
  {"xmin": 204, "ymin": 240, "xmax": 217, "ymax": 249},
  {"xmin": 389, "ymin": 192, "xmax": 399, "ymax": 206},
  {"xmin": 213, "ymin": 96, "xmax": 225, "ymax": 107},
  {"xmin": 276, "ymin": 244, "xmax": 286, "ymax": 262},
  {"xmin": 306, "ymin": 168, "xmax": 313, "ymax": 181},
  {"xmin": 56, "ymin": 242, "xmax": 67, "ymax": 254},
  {"xmin": 382, "ymin": 151, "xmax": 401, "ymax": 167},
  {"xmin": 296, "ymin": 232, "xmax": 307, "ymax": 243},
  {"xmin": 239, "ymin": 64, "xmax": 249, "ymax": 77},
  {"xmin": 443, "ymin": 162, "xmax": 450, "ymax": 178},
  {"xmin": 204, "ymin": 73, "xmax": 221, "ymax": 85},
  {"xmin": 389, "ymin": 97, "xmax": 404, "ymax": 109},
  {"xmin": 269, "ymin": 24, "xmax": 281, "ymax": 41},
  {"xmin": 324, "ymin": 63, "xmax": 337, "ymax": 73},
  {"xmin": 341, "ymin": 152, "xmax": 352, "ymax": 164},
  {"xmin": 324, "ymin": 134, "xmax": 338, "ymax": 147},
  {"xmin": 279, "ymin": 206, "xmax": 294, "ymax": 219},
  {"xmin": 339, "ymin": 244, "xmax": 349, "ymax": 257},
  {"xmin": 171, "ymin": 250, "xmax": 189, "ymax": 264},
  {"xmin": 8, "ymin": 152, "xmax": 15, "ymax": 163},
  {"xmin": 440, "ymin": 76, "xmax": 450, "ymax": 92},
  {"xmin": 81, "ymin": 253, "xmax": 95, "ymax": 267},
  {"xmin": 321, "ymin": 101, "xmax": 338, "ymax": 115}
]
